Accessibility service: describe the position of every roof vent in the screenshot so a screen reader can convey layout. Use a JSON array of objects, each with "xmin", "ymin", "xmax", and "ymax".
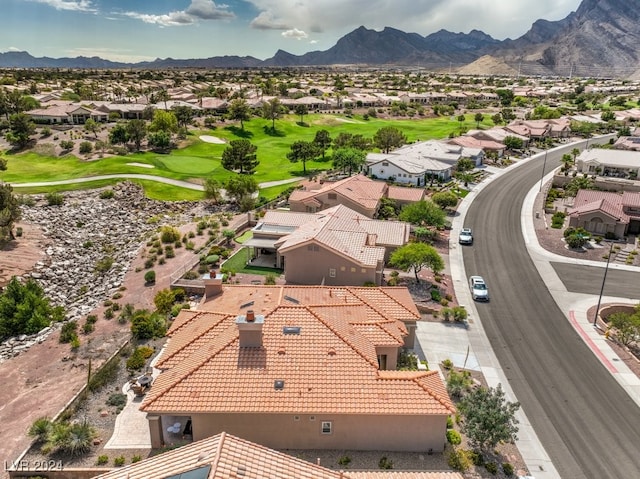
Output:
[
  {"xmin": 283, "ymin": 326, "xmax": 301, "ymax": 335},
  {"xmin": 246, "ymin": 310, "xmax": 255, "ymax": 322},
  {"xmin": 274, "ymin": 380, "xmax": 285, "ymax": 390},
  {"xmin": 284, "ymin": 295, "xmax": 300, "ymax": 304}
]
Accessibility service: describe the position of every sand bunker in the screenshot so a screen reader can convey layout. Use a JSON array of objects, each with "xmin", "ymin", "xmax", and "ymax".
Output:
[
  {"xmin": 200, "ymin": 135, "xmax": 226, "ymax": 144},
  {"xmin": 127, "ymin": 162, "xmax": 154, "ymax": 169}
]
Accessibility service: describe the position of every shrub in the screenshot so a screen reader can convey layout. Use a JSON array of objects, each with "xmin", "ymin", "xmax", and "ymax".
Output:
[
  {"xmin": 130, "ymin": 309, "xmax": 166, "ymax": 340},
  {"xmin": 378, "ymin": 456, "xmax": 393, "ymax": 470},
  {"xmin": 114, "ymin": 456, "xmax": 125, "ymax": 467},
  {"xmin": 160, "ymin": 226, "xmax": 181, "ymax": 244},
  {"xmin": 485, "ymin": 462, "xmax": 498, "ymax": 474},
  {"xmin": 604, "ymin": 231, "xmax": 616, "ymax": 240},
  {"xmin": 86, "ymin": 314, "xmax": 98, "ymax": 324},
  {"xmin": 99, "ymin": 189, "xmax": 115, "ymax": 199},
  {"xmin": 70, "ymin": 336, "xmax": 81, "ymax": 350},
  {"xmin": 88, "ymin": 357, "xmax": 120, "ymax": 392},
  {"xmin": 442, "ymin": 358, "xmax": 454, "ymax": 369},
  {"xmin": 337, "ymin": 455, "xmax": 351, "ymax": 467},
  {"xmin": 79, "ymin": 141, "xmax": 93, "ymax": 154},
  {"xmin": 264, "ymin": 273, "xmax": 277, "ymax": 285},
  {"xmin": 60, "ymin": 140, "xmax": 74, "ymax": 150},
  {"xmin": 96, "ymin": 455, "xmax": 109, "ymax": 465},
  {"xmin": 59, "ymin": 322, "xmax": 78, "ymax": 343},
  {"xmin": 446, "ymin": 429, "xmax": 462, "ymax": 445},
  {"xmin": 502, "ymin": 462, "xmax": 514, "ymax": 476},
  {"xmin": 448, "ymin": 449, "xmax": 471, "ymax": 471},
  {"xmin": 46, "ymin": 192, "xmax": 64, "ymax": 206},
  {"xmin": 446, "ymin": 416, "xmax": 454, "ymax": 429},
  {"xmin": 16, "ymin": 226, "xmax": 23, "ymax": 237},
  {"xmin": 144, "ymin": 258, "xmax": 156, "ymax": 269},
  {"xmin": 126, "ymin": 349, "xmax": 146, "ymax": 370},
  {"xmin": 28, "ymin": 417, "xmax": 53, "ymax": 442},
  {"xmin": 132, "ymin": 455, "xmax": 142, "ymax": 463},
  {"xmin": 144, "ymin": 270, "xmax": 156, "ymax": 284},
  {"xmin": 106, "ymin": 393, "xmax": 127, "ymax": 408},
  {"xmin": 430, "ymin": 288, "xmax": 442, "ymax": 302},
  {"xmin": 82, "ymin": 322, "xmax": 95, "ymax": 334},
  {"xmin": 104, "ymin": 308, "xmax": 114, "ymax": 320},
  {"xmin": 452, "ymin": 306, "xmax": 468, "ymax": 322},
  {"xmin": 45, "ymin": 421, "xmax": 96, "ymax": 456},
  {"xmin": 95, "ymin": 256, "xmax": 114, "ymax": 273}
]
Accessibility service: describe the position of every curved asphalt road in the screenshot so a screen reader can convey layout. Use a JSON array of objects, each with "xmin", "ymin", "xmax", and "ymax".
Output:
[{"xmin": 463, "ymin": 146, "xmax": 640, "ymax": 478}]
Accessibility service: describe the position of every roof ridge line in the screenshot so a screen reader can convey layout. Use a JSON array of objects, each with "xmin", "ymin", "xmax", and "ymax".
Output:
[
  {"xmin": 414, "ymin": 370, "xmax": 457, "ymax": 414},
  {"xmin": 210, "ymin": 431, "xmax": 226, "ymax": 474}
]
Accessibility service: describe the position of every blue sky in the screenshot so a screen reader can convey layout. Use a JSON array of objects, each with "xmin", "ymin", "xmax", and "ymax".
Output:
[{"xmin": 2, "ymin": 0, "xmax": 582, "ymax": 63}]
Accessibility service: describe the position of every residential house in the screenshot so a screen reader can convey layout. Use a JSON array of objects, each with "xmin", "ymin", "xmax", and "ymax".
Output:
[
  {"xmin": 141, "ymin": 284, "xmax": 452, "ymax": 451},
  {"xmin": 613, "ymin": 136, "xmax": 640, "ymax": 151},
  {"xmin": 93, "ymin": 432, "xmax": 464, "ymax": 479},
  {"xmin": 26, "ymin": 102, "xmax": 108, "ymax": 124},
  {"xmin": 575, "ymin": 149, "xmax": 640, "ymax": 180},
  {"xmin": 246, "ymin": 204, "xmax": 410, "ymax": 285},
  {"xmin": 288, "ymin": 174, "xmax": 387, "ymax": 217},
  {"xmin": 568, "ymin": 190, "xmax": 640, "ymax": 237},
  {"xmin": 466, "ymin": 127, "xmax": 530, "ymax": 148},
  {"xmin": 387, "ymin": 184, "xmax": 426, "ymax": 208},
  {"xmin": 448, "ymin": 135, "xmax": 506, "ymax": 157},
  {"xmin": 366, "ymin": 140, "xmax": 483, "ymax": 184}
]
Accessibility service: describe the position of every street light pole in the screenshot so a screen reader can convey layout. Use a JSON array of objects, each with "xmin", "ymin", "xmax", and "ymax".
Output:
[
  {"xmin": 539, "ymin": 150, "xmax": 548, "ymax": 192},
  {"xmin": 593, "ymin": 240, "xmax": 615, "ymax": 327}
]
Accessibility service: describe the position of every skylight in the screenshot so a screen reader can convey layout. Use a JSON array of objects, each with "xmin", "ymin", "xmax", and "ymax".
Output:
[
  {"xmin": 283, "ymin": 326, "xmax": 301, "ymax": 335},
  {"xmin": 164, "ymin": 465, "xmax": 212, "ymax": 479},
  {"xmin": 284, "ymin": 295, "xmax": 300, "ymax": 304}
]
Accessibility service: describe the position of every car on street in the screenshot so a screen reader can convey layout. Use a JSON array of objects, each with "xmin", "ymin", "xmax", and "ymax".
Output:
[
  {"xmin": 459, "ymin": 227, "xmax": 473, "ymax": 245},
  {"xmin": 469, "ymin": 275, "xmax": 489, "ymax": 301}
]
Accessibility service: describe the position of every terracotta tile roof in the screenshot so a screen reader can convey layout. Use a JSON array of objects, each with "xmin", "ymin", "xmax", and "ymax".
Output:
[
  {"xmin": 92, "ymin": 431, "xmax": 347, "ymax": 479},
  {"xmin": 261, "ymin": 210, "xmax": 317, "ymax": 227},
  {"xmin": 569, "ymin": 190, "xmax": 628, "ymax": 222},
  {"xmin": 274, "ymin": 205, "xmax": 401, "ymax": 266},
  {"xmin": 290, "ymin": 174, "xmax": 387, "ymax": 212},
  {"xmin": 622, "ymin": 191, "xmax": 640, "ymax": 208},
  {"xmin": 387, "ymin": 185, "xmax": 426, "ymax": 202},
  {"xmin": 448, "ymin": 135, "xmax": 506, "ymax": 151},
  {"xmin": 142, "ymin": 286, "xmax": 453, "ymax": 416}
]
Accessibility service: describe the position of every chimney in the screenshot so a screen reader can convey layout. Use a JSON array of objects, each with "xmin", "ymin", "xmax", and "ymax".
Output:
[
  {"xmin": 236, "ymin": 310, "xmax": 264, "ymax": 348},
  {"xmin": 203, "ymin": 270, "xmax": 223, "ymax": 299}
]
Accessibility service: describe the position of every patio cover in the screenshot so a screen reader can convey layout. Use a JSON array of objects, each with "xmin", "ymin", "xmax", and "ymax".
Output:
[{"xmin": 243, "ymin": 238, "xmax": 278, "ymax": 249}]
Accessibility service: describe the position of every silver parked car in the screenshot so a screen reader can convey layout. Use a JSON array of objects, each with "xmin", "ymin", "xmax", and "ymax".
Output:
[
  {"xmin": 469, "ymin": 275, "xmax": 489, "ymax": 301},
  {"xmin": 459, "ymin": 227, "xmax": 473, "ymax": 245}
]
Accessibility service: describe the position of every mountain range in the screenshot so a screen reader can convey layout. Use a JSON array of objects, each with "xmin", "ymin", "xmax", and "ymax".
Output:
[{"xmin": 1, "ymin": 0, "xmax": 639, "ymax": 78}]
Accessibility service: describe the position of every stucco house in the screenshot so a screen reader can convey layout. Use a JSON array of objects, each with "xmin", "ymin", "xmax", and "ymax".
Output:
[
  {"xmin": 246, "ymin": 204, "xmax": 410, "ymax": 285},
  {"xmin": 575, "ymin": 149, "xmax": 640, "ymax": 180},
  {"xmin": 366, "ymin": 140, "xmax": 483, "ymax": 184},
  {"xmin": 26, "ymin": 102, "xmax": 108, "ymax": 124},
  {"xmin": 568, "ymin": 190, "xmax": 640, "ymax": 237},
  {"xmin": 288, "ymin": 174, "xmax": 387, "ymax": 217},
  {"xmin": 141, "ymin": 284, "xmax": 452, "ymax": 452},
  {"xmin": 93, "ymin": 431, "xmax": 464, "ymax": 479}
]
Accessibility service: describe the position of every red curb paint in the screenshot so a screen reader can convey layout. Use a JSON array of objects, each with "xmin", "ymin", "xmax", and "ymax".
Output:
[{"xmin": 569, "ymin": 310, "xmax": 618, "ymax": 374}]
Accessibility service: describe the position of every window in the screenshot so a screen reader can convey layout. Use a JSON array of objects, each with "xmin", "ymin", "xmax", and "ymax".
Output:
[
  {"xmin": 321, "ymin": 421, "xmax": 332, "ymax": 434},
  {"xmin": 340, "ymin": 266, "xmax": 346, "ymax": 272},
  {"xmin": 314, "ymin": 245, "xmax": 319, "ymax": 252},
  {"xmin": 350, "ymin": 267, "xmax": 356, "ymax": 273},
  {"xmin": 329, "ymin": 268, "xmax": 336, "ymax": 278},
  {"xmin": 382, "ymin": 162, "xmax": 389, "ymax": 166},
  {"xmin": 307, "ymin": 245, "xmax": 313, "ymax": 251},
  {"xmin": 361, "ymin": 268, "xmax": 366, "ymax": 273},
  {"xmin": 328, "ymin": 193, "xmax": 337, "ymax": 200}
]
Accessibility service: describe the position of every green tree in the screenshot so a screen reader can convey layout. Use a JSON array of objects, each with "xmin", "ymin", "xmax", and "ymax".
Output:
[
  {"xmin": 227, "ymin": 98, "xmax": 251, "ymax": 130},
  {"xmin": 399, "ymin": 200, "xmax": 446, "ymax": 228},
  {"xmin": 491, "ymin": 113, "xmax": 503, "ymax": 125},
  {"xmin": 262, "ymin": 97, "xmax": 283, "ymax": 130},
  {"xmin": 503, "ymin": 136, "xmax": 523, "ymax": 150},
  {"xmin": 389, "ymin": 243, "xmax": 444, "ymax": 282},
  {"xmin": 332, "ymin": 147, "xmax": 366, "ymax": 175},
  {"xmin": 0, "ymin": 276, "xmax": 65, "ymax": 340},
  {"xmin": 495, "ymin": 89, "xmax": 514, "ymax": 106},
  {"xmin": 0, "ymin": 182, "xmax": 21, "ymax": 240},
  {"xmin": 474, "ymin": 112, "xmax": 484, "ymax": 127},
  {"xmin": 333, "ymin": 132, "xmax": 372, "ymax": 151},
  {"xmin": 376, "ymin": 197, "xmax": 399, "ymax": 219},
  {"xmin": 560, "ymin": 153, "xmax": 573, "ymax": 171},
  {"xmin": 287, "ymin": 140, "xmax": 318, "ymax": 175},
  {"xmin": 149, "ymin": 109, "xmax": 178, "ymax": 135},
  {"xmin": 456, "ymin": 158, "xmax": 475, "ymax": 172},
  {"xmin": 126, "ymin": 119, "xmax": 147, "ymax": 151},
  {"xmin": 431, "ymin": 191, "xmax": 458, "ymax": 210},
  {"xmin": 565, "ymin": 176, "xmax": 596, "ymax": 197},
  {"xmin": 313, "ymin": 129, "xmax": 332, "ymax": 159},
  {"xmin": 294, "ymin": 103, "xmax": 309, "ymax": 124},
  {"xmin": 457, "ymin": 114, "xmax": 466, "ymax": 132},
  {"xmin": 204, "ymin": 178, "xmax": 223, "ymax": 204},
  {"xmin": 600, "ymin": 110, "xmax": 615, "ymax": 122},
  {"xmin": 83, "ymin": 118, "xmax": 100, "ymax": 139},
  {"xmin": 148, "ymin": 130, "xmax": 172, "ymax": 151},
  {"xmin": 373, "ymin": 126, "xmax": 407, "ymax": 153},
  {"xmin": 225, "ymin": 175, "xmax": 258, "ymax": 204},
  {"xmin": 6, "ymin": 113, "xmax": 35, "ymax": 148},
  {"xmin": 109, "ymin": 122, "xmax": 129, "ymax": 146},
  {"xmin": 459, "ymin": 384, "xmax": 520, "ymax": 453},
  {"xmin": 130, "ymin": 309, "xmax": 166, "ymax": 340},
  {"xmin": 222, "ymin": 139, "xmax": 259, "ymax": 174},
  {"xmin": 172, "ymin": 105, "xmax": 194, "ymax": 130}
]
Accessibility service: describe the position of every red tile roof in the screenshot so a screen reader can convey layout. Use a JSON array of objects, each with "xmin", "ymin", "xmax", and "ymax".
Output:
[
  {"xmin": 142, "ymin": 286, "xmax": 452, "ymax": 417},
  {"xmin": 569, "ymin": 190, "xmax": 628, "ymax": 222},
  {"xmin": 289, "ymin": 174, "xmax": 387, "ymax": 212}
]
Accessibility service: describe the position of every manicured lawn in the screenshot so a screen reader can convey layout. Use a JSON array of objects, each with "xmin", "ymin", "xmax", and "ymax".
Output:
[
  {"xmin": 1, "ymin": 113, "xmax": 495, "ymax": 201},
  {"xmin": 221, "ymin": 247, "xmax": 283, "ymax": 276},
  {"xmin": 235, "ymin": 231, "xmax": 253, "ymax": 243}
]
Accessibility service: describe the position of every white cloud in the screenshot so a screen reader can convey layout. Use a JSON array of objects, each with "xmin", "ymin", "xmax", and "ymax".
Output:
[
  {"xmin": 250, "ymin": 11, "xmax": 290, "ymax": 30},
  {"xmin": 282, "ymin": 28, "xmax": 308, "ymax": 40},
  {"xmin": 123, "ymin": 0, "xmax": 234, "ymax": 27},
  {"xmin": 28, "ymin": 0, "xmax": 95, "ymax": 12},
  {"xmin": 245, "ymin": 0, "xmax": 581, "ymax": 40}
]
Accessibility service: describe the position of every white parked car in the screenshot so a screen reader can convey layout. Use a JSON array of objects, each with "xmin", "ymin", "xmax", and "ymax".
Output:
[
  {"xmin": 459, "ymin": 227, "xmax": 473, "ymax": 245},
  {"xmin": 469, "ymin": 275, "xmax": 489, "ymax": 301}
]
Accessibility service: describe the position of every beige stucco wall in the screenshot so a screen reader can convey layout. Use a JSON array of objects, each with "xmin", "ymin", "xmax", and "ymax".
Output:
[
  {"xmin": 190, "ymin": 412, "xmax": 447, "ymax": 452},
  {"xmin": 375, "ymin": 346, "xmax": 399, "ymax": 370},
  {"xmin": 282, "ymin": 244, "xmax": 380, "ymax": 286},
  {"xmin": 568, "ymin": 212, "xmax": 626, "ymax": 238}
]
